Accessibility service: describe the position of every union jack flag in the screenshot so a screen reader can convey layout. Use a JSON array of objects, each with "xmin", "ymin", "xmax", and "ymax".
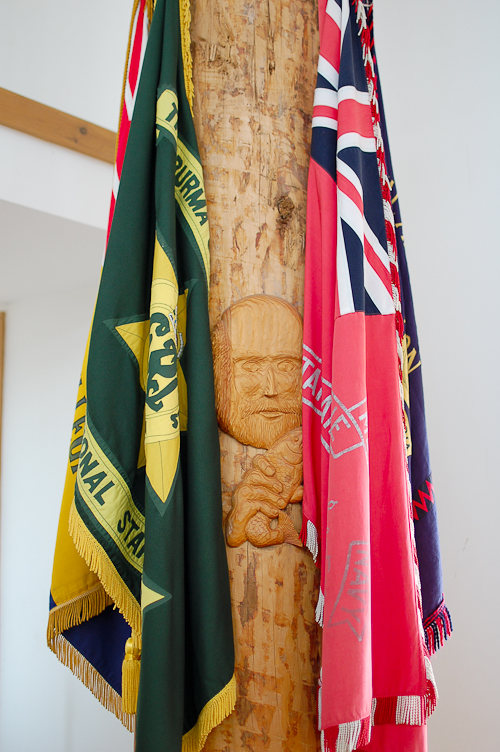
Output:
[{"xmin": 311, "ymin": 0, "xmax": 399, "ymax": 318}]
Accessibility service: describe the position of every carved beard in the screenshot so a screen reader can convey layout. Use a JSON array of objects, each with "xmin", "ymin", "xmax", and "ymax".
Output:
[{"xmin": 226, "ymin": 394, "xmax": 301, "ymax": 449}]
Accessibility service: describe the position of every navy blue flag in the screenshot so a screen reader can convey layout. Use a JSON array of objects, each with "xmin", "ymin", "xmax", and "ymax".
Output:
[{"xmin": 374, "ymin": 47, "xmax": 452, "ymax": 653}]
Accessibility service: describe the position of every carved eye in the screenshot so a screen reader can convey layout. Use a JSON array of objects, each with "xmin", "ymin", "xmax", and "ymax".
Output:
[
  {"xmin": 241, "ymin": 360, "xmax": 262, "ymax": 373},
  {"xmin": 276, "ymin": 359, "xmax": 298, "ymax": 373}
]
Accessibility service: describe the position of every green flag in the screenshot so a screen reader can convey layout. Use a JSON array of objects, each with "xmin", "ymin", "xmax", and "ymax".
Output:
[{"xmin": 68, "ymin": 0, "xmax": 235, "ymax": 748}]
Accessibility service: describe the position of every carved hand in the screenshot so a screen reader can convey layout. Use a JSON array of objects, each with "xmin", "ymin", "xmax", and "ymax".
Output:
[{"xmin": 226, "ymin": 427, "xmax": 303, "ymax": 548}]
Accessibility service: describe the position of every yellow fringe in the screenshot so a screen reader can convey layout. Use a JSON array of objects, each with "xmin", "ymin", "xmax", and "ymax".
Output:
[
  {"xmin": 69, "ymin": 499, "xmax": 141, "ymax": 636},
  {"xmin": 50, "ymin": 633, "xmax": 135, "ymax": 732},
  {"xmin": 179, "ymin": 0, "xmax": 194, "ymax": 110},
  {"xmin": 47, "ymin": 583, "xmax": 112, "ymax": 646},
  {"xmin": 182, "ymin": 674, "xmax": 237, "ymax": 752},
  {"xmin": 121, "ymin": 631, "xmax": 142, "ymax": 714}
]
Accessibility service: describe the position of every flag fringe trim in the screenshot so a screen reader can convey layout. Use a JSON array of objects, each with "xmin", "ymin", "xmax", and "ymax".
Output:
[
  {"xmin": 182, "ymin": 673, "xmax": 237, "ymax": 752},
  {"xmin": 301, "ymin": 517, "xmax": 319, "ymax": 563},
  {"xmin": 179, "ymin": 0, "xmax": 194, "ymax": 109},
  {"xmin": 69, "ymin": 498, "xmax": 141, "ymax": 636},
  {"xmin": 315, "ymin": 586, "xmax": 325, "ymax": 627},
  {"xmin": 49, "ymin": 633, "xmax": 135, "ymax": 732},
  {"xmin": 323, "ymin": 715, "xmax": 371, "ymax": 752},
  {"xmin": 351, "ymin": 0, "xmax": 405, "ymax": 393},
  {"xmin": 46, "ymin": 583, "xmax": 112, "ymax": 645},
  {"xmin": 300, "ymin": 518, "xmax": 324, "ymax": 625},
  {"xmin": 424, "ymin": 598, "xmax": 453, "ymax": 655},
  {"xmin": 322, "ymin": 680, "xmax": 438, "ymax": 752}
]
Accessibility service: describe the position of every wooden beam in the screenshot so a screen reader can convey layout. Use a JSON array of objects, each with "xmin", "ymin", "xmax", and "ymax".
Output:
[{"xmin": 0, "ymin": 88, "xmax": 116, "ymax": 164}]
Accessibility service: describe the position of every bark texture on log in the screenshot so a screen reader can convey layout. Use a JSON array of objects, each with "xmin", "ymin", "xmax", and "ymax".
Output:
[{"xmin": 191, "ymin": 1, "xmax": 320, "ymax": 749}]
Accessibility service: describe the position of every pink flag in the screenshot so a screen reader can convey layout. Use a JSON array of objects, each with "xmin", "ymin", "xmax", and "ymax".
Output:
[{"xmin": 301, "ymin": 2, "xmax": 437, "ymax": 749}]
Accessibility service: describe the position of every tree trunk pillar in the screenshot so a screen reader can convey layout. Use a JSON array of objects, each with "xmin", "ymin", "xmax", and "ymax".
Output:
[{"xmin": 191, "ymin": 1, "xmax": 320, "ymax": 749}]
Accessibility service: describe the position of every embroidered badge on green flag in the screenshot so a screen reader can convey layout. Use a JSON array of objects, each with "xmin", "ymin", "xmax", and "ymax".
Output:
[{"xmin": 49, "ymin": 0, "xmax": 235, "ymax": 748}]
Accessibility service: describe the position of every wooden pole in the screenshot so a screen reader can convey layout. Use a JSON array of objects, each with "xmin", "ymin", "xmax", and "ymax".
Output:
[{"xmin": 191, "ymin": 1, "xmax": 320, "ymax": 749}]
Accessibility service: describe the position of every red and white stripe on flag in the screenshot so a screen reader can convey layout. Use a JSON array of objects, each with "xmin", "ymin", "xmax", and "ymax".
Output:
[{"xmin": 106, "ymin": 0, "xmax": 150, "ymax": 246}]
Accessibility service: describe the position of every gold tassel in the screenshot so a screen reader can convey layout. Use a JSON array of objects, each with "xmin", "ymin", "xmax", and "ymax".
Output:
[
  {"xmin": 122, "ymin": 631, "xmax": 142, "ymax": 715},
  {"xmin": 69, "ymin": 499, "xmax": 141, "ymax": 635},
  {"xmin": 115, "ymin": 0, "xmax": 141, "ymax": 161},
  {"xmin": 50, "ymin": 633, "xmax": 135, "ymax": 732},
  {"xmin": 182, "ymin": 674, "xmax": 237, "ymax": 752},
  {"xmin": 179, "ymin": 0, "xmax": 195, "ymax": 110},
  {"xmin": 146, "ymin": 0, "xmax": 155, "ymax": 25}
]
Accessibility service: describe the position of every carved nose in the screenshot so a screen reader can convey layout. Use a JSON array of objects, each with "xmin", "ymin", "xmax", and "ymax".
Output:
[{"xmin": 264, "ymin": 367, "xmax": 278, "ymax": 397}]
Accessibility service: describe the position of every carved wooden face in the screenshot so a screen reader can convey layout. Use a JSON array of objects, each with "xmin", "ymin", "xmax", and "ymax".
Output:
[{"xmin": 213, "ymin": 295, "xmax": 302, "ymax": 448}]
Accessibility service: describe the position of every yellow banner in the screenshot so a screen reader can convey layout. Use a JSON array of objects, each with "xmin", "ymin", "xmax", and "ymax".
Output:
[
  {"xmin": 77, "ymin": 422, "xmax": 146, "ymax": 570},
  {"xmin": 175, "ymin": 139, "xmax": 210, "ymax": 284}
]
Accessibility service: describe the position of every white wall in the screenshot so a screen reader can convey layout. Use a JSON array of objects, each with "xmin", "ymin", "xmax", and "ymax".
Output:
[
  {"xmin": 0, "ymin": 0, "xmax": 131, "ymax": 131},
  {"xmin": 0, "ymin": 0, "xmax": 120, "ymax": 230},
  {"xmin": 0, "ymin": 126, "xmax": 112, "ymax": 229},
  {"xmin": 0, "ymin": 199, "xmax": 106, "ymax": 302},
  {"xmin": 0, "ymin": 281, "xmax": 132, "ymax": 752},
  {"xmin": 375, "ymin": 1, "xmax": 500, "ymax": 750},
  {"xmin": 0, "ymin": 2, "xmax": 136, "ymax": 749}
]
